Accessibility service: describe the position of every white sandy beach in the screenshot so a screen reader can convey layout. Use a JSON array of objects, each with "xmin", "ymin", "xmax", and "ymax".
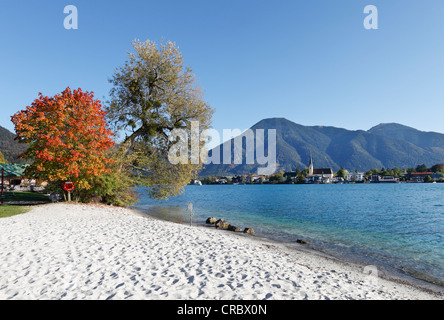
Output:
[{"xmin": 0, "ymin": 203, "xmax": 441, "ymax": 300}]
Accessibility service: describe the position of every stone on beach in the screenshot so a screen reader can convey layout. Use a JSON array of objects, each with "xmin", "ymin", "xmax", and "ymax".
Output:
[
  {"xmin": 227, "ymin": 224, "xmax": 242, "ymax": 232},
  {"xmin": 206, "ymin": 217, "xmax": 217, "ymax": 225},
  {"xmin": 215, "ymin": 219, "xmax": 229, "ymax": 229},
  {"xmin": 244, "ymin": 227, "xmax": 255, "ymax": 235}
]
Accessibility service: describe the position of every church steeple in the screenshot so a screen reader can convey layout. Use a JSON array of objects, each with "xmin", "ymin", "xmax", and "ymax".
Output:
[{"xmin": 309, "ymin": 153, "xmax": 314, "ymax": 176}]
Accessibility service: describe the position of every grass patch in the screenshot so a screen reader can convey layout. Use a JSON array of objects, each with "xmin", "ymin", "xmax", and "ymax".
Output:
[
  {"xmin": 0, "ymin": 191, "xmax": 50, "ymax": 218},
  {"xmin": 0, "ymin": 205, "xmax": 30, "ymax": 218}
]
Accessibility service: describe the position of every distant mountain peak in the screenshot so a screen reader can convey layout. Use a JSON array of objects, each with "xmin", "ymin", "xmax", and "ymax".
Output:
[
  {"xmin": 369, "ymin": 122, "xmax": 418, "ymax": 132},
  {"xmin": 199, "ymin": 118, "xmax": 444, "ymax": 177}
]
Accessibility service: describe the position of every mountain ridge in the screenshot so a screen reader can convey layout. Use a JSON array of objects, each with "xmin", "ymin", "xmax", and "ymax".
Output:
[
  {"xmin": 200, "ymin": 118, "xmax": 444, "ymax": 177},
  {"xmin": 0, "ymin": 125, "xmax": 27, "ymax": 164}
]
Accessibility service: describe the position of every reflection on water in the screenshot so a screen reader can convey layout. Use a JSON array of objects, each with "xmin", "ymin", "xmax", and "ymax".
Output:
[{"xmin": 145, "ymin": 205, "xmax": 188, "ymax": 224}]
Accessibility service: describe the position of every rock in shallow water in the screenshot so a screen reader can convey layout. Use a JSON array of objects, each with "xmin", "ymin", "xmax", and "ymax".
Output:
[
  {"xmin": 228, "ymin": 225, "xmax": 242, "ymax": 232},
  {"xmin": 206, "ymin": 217, "xmax": 217, "ymax": 225},
  {"xmin": 215, "ymin": 219, "xmax": 229, "ymax": 229}
]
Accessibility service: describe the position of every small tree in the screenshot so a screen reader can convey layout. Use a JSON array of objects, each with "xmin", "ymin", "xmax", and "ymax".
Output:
[
  {"xmin": 276, "ymin": 170, "xmax": 284, "ymax": 183},
  {"xmin": 295, "ymin": 166, "xmax": 301, "ymax": 176},
  {"xmin": 0, "ymin": 151, "xmax": 7, "ymax": 164},
  {"xmin": 416, "ymin": 164, "xmax": 429, "ymax": 172},
  {"xmin": 336, "ymin": 167, "xmax": 346, "ymax": 179},
  {"xmin": 11, "ymin": 88, "xmax": 115, "ymax": 195}
]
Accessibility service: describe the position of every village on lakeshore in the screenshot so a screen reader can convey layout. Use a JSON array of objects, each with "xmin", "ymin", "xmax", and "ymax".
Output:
[
  {"xmin": 194, "ymin": 156, "xmax": 444, "ymax": 186},
  {"xmin": 1, "ymin": 158, "xmax": 444, "ymax": 192}
]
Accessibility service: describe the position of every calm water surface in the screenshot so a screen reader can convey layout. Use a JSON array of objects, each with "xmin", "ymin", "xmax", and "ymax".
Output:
[{"xmin": 133, "ymin": 184, "xmax": 444, "ymax": 288}]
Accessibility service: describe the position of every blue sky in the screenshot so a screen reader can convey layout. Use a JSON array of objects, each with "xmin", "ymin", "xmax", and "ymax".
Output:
[{"xmin": 1, "ymin": 0, "xmax": 444, "ymax": 140}]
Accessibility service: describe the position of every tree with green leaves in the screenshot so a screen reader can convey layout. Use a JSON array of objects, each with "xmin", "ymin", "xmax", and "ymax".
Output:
[
  {"xmin": 276, "ymin": 170, "xmax": 284, "ymax": 183},
  {"xmin": 106, "ymin": 40, "xmax": 214, "ymax": 199},
  {"xmin": 431, "ymin": 164, "xmax": 444, "ymax": 173},
  {"xmin": 0, "ymin": 151, "xmax": 7, "ymax": 164},
  {"xmin": 295, "ymin": 166, "xmax": 301, "ymax": 177},
  {"xmin": 416, "ymin": 164, "xmax": 429, "ymax": 172},
  {"xmin": 336, "ymin": 166, "xmax": 346, "ymax": 179}
]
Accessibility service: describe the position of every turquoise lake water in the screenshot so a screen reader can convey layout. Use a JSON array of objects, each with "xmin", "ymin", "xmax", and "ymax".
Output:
[{"xmin": 133, "ymin": 184, "xmax": 444, "ymax": 288}]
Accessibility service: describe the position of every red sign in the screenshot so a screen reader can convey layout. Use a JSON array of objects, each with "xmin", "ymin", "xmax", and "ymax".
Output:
[{"xmin": 62, "ymin": 182, "xmax": 75, "ymax": 192}]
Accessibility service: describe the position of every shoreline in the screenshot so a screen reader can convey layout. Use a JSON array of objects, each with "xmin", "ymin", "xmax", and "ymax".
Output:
[
  {"xmin": 0, "ymin": 203, "xmax": 442, "ymax": 300},
  {"xmin": 255, "ymin": 227, "xmax": 444, "ymax": 294},
  {"xmin": 136, "ymin": 206, "xmax": 444, "ymax": 297},
  {"xmin": 133, "ymin": 183, "xmax": 444, "ymax": 295}
]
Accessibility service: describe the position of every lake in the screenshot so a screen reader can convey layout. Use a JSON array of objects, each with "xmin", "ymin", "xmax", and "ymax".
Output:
[{"xmin": 132, "ymin": 183, "xmax": 444, "ymax": 289}]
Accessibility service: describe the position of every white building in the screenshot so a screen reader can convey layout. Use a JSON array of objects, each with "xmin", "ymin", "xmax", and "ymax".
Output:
[{"xmin": 345, "ymin": 172, "xmax": 365, "ymax": 182}]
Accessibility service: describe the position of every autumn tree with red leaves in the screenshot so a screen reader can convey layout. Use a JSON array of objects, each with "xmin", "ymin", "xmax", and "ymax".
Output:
[{"xmin": 11, "ymin": 87, "xmax": 115, "ymax": 194}]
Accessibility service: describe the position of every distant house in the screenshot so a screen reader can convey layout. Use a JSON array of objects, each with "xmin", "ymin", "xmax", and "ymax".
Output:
[
  {"xmin": 408, "ymin": 172, "xmax": 443, "ymax": 182},
  {"xmin": 189, "ymin": 180, "xmax": 202, "ymax": 185},
  {"xmin": 305, "ymin": 155, "xmax": 334, "ymax": 183},
  {"xmin": 1, "ymin": 163, "xmax": 27, "ymax": 187},
  {"xmin": 247, "ymin": 175, "xmax": 261, "ymax": 183},
  {"xmin": 379, "ymin": 175, "xmax": 399, "ymax": 183},
  {"xmin": 0, "ymin": 163, "xmax": 47, "ymax": 189},
  {"xmin": 370, "ymin": 175, "xmax": 399, "ymax": 183},
  {"xmin": 345, "ymin": 172, "xmax": 365, "ymax": 182}
]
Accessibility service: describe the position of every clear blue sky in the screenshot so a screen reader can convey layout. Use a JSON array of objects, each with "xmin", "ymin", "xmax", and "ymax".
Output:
[{"xmin": 1, "ymin": 0, "xmax": 444, "ymax": 139}]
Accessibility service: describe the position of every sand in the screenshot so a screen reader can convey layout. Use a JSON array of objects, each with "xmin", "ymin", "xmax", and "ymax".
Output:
[{"xmin": 0, "ymin": 203, "xmax": 441, "ymax": 300}]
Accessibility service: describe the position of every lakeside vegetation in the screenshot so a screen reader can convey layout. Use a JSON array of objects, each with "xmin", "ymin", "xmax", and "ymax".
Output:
[{"xmin": 199, "ymin": 163, "xmax": 444, "ymax": 185}]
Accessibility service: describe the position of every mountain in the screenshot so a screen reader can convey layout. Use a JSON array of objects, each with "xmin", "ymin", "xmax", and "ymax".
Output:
[
  {"xmin": 368, "ymin": 123, "xmax": 444, "ymax": 152},
  {"xmin": 199, "ymin": 118, "xmax": 444, "ymax": 177},
  {"xmin": 0, "ymin": 125, "xmax": 27, "ymax": 163}
]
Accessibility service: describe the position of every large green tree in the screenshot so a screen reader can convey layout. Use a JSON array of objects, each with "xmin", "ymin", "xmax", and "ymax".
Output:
[{"xmin": 107, "ymin": 40, "xmax": 214, "ymax": 199}]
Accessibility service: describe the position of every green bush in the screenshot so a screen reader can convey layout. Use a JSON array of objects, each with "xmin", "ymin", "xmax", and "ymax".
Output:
[{"xmin": 80, "ymin": 169, "xmax": 139, "ymax": 206}]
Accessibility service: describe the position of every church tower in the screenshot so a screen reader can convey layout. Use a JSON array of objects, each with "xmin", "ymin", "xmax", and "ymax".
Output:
[{"xmin": 308, "ymin": 153, "xmax": 314, "ymax": 176}]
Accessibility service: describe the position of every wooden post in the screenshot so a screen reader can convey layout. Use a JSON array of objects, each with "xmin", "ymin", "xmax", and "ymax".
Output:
[
  {"xmin": 188, "ymin": 202, "xmax": 194, "ymax": 226},
  {"xmin": 1, "ymin": 169, "xmax": 4, "ymax": 205}
]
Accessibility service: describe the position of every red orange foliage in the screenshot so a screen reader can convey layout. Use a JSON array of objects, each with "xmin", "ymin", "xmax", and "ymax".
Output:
[{"xmin": 11, "ymin": 87, "xmax": 115, "ymax": 190}]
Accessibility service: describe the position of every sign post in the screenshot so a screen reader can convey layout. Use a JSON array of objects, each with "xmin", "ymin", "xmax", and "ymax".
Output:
[{"xmin": 62, "ymin": 182, "xmax": 75, "ymax": 202}]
